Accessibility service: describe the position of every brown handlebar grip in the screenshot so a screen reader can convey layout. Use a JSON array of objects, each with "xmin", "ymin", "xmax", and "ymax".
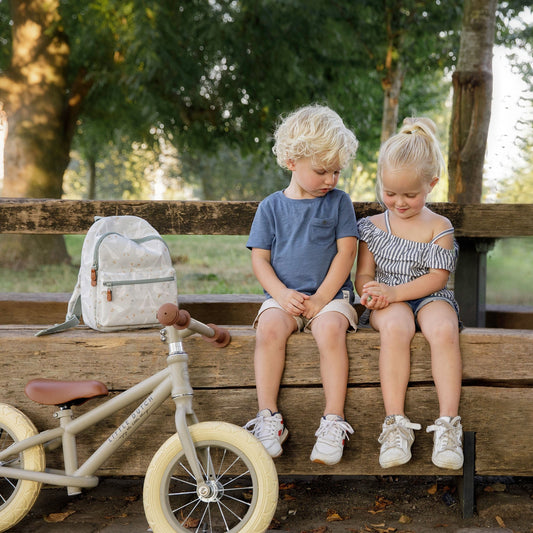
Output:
[
  {"xmin": 157, "ymin": 303, "xmax": 191, "ymax": 329},
  {"xmin": 203, "ymin": 324, "xmax": 231, "ymax": 348}
]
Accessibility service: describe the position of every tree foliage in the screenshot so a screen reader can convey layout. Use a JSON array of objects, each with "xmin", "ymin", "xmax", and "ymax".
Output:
[{"xmin": 0, "ymin": 0, "xmax": 531, "ymax": 207}]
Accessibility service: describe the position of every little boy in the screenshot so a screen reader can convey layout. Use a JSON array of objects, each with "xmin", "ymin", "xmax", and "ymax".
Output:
[{"xmin": 244, "ymin": 104, "xmax": 359, "ymax": 465}]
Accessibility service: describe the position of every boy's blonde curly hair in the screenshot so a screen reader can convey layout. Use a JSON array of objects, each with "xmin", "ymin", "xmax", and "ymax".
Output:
[{"xmin": 273, "ymin": 104, "xmax": 358, "ymax": 171}]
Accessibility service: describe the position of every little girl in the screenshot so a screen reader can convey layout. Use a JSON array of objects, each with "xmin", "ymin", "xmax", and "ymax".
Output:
[{"xmin": 355, "ymin": 117, "xmax": 463, "ymax": 470}]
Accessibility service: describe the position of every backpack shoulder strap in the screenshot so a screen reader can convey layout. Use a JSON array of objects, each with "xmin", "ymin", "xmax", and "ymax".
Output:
[{"xmin": 35, "ymin": 281, "xmax": 82, "ymax": 336}]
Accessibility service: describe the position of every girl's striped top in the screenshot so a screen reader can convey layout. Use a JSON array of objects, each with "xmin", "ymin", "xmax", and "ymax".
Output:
[{"xmin": 357, "ymin": 211, "xmax": 458, "ymax": 307}]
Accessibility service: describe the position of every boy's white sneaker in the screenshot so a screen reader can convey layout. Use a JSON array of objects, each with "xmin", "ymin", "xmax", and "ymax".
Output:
[
  {"xmin": 378, "ymin": 415, "xmax": 421, "ymax": 468},
  {"xmin": 244, "ymin": 409, "xmax": 288, "ymax": 458},
  {"xmin": 310, "ymin": 414, "xmax": 354, "ymax": 466},
  {"xmin": 427, "ymin": 416, "xmax": 464, "ymax": 470}
]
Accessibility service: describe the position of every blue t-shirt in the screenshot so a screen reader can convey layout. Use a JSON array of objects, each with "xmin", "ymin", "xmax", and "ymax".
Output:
[{"xmin": 247, "ymin": 189, "xmax": 359, "ymax": 302}]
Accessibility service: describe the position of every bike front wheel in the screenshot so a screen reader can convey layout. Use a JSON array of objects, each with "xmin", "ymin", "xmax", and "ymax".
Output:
[
  {"xmin": 0, "ymin": 403, "xmax": 45, "ymax": 532},
  {"xmin": 143, "ymin": 421, "xmax": 278, "ymax": 533}
]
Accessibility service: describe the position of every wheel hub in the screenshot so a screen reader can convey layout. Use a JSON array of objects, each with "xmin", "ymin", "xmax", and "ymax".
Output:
[{"xmin": 197, "ymin": 480, "xmax": 224, "ymax": 502}]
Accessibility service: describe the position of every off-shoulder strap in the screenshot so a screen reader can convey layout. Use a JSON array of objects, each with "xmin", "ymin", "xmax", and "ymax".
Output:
[
  {"xmin": 384, "ymin": 210, "xmax": 392, "ymax": 234},
  {"xmin": 431, "ymin": 227, "xmax": 454, "ymax": 244}
]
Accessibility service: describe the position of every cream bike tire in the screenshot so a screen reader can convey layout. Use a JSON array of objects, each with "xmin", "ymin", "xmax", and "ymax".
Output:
[
  {"xmin": 0, "ymin": 403, "xmax": 45, "ymax": 532},
  {"xmin": 144, "ymin": 421, "xmax": 278, "ymax": 532}
]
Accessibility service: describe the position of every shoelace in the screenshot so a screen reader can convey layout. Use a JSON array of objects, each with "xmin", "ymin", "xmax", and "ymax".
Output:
[
  {"xmin": 427, "ymin": 416, "xmax": 462, "ymax": 452},
  {"xmin": 378, "ymin": 419, "xmax": 420, "ymax": 449},
  {"xmin": 315, "ymin": 418, "xmax": 354, "ymax": 444},
  {"xmin": 244, "ymin": 415, "xmax": 281, "ymax": 440}
]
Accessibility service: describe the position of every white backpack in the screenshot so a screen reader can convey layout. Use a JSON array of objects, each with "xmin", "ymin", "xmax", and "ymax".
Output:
[{"xmin": 37, "ymin": 215, "xmax": 178, "ymax": 335}]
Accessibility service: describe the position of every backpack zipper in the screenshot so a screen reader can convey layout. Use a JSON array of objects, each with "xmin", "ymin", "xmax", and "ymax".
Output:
[{"xmin": 103, "ymin": 275, "xmax": 176, "ymax": 301}]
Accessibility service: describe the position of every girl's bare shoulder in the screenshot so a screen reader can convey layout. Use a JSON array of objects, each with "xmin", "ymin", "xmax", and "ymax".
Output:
[
  {"xmin": 368, "ymin": 213, "xmax": 386, "ymax": 231},
  {"xmin": 425, "ymin": 208, "xmax": 453, "ymax": 231}
]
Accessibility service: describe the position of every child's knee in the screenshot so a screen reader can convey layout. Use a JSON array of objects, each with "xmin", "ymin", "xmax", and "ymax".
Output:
[
  {"xmin": 256, "ymin": 314, "xmax": 295, "ymax": 343},
  {"xmin": 427, "ymin": 320, "xmax": 459, "ymax": 346},
  {"xmin": 380, "ymin": 319, "xmax": 415, "ymax": 341}
]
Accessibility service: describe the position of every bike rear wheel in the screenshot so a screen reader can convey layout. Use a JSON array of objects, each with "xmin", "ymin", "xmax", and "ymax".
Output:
[
  {"xmin": 143, "ymin": 421, "xmax": 278, "ymax": 533},
  {"xmin": 0, "ymin": 403, "xmax": 45, "ymax": 532}
]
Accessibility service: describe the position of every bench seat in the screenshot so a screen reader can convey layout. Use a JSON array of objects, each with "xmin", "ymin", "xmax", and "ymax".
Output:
[{"xmin": 1, "ymin": 325, "xmax": 531, "ymax": 478}]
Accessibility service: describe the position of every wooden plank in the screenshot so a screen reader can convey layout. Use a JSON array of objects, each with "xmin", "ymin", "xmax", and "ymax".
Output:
[
  {"xmin": 1, "ymin": 199, "xmax": 533, "ymax": 237},
  {"xmin": 1, "ymin": 326, "xmax": 530, "ymax": 476},
  {"xmin": 1, "ymin": 292, "xmax": 531, "ymax": 329},
  {"xmin": 3, "ymin": 387, "xmax": 530, "ymax": 477},
  {"xmin": 486, "ymin": 304, "xmax": 533, "ymax": 330},
  {"xmin": 1, "ymin": 326, "xmax": 531, "ymax": 389},
  {"xmin": 0, "ymin": 293, "xmax": 266, "ymax": 326}
]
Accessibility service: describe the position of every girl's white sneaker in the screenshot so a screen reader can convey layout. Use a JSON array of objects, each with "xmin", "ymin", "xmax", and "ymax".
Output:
[
  {"xmin": 427, "ymin": 416, "xmax": 464, "ymax": 470},
  {"xmin": 378, "ymin": 415, "xmax": 421, "ymax": 468}
]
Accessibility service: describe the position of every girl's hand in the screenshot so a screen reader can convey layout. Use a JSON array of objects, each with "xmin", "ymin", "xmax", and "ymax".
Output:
[
  {"xmin": 361, "ymin": 281, "xmax": 394, "ymax": 309},
  {"xmin": 278, "ymin": 289, "xmax": 309, "ymax": 316},
  {"xmin": 361, "ymin": 291, "xmax": 389, "ymax": 310}
]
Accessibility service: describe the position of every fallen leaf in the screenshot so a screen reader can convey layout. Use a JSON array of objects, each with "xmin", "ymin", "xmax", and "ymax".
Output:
[
  {"xmin": 398, "ymin": 514, "xmax": 412, "ymax": 524},
  {"xmin": 44, "ymin": 510, "xmax": 76, "ymax": 523},
  {"xmin": 495, "ymin": 515, "xmax": 506, "ymax": 528},
  {"xmin": 427, "ymin": 484, "xmax": 438, "ymax": 495},
  {"xmin": 491, "ymin": 483, "xmax": 506, "ymax": 492},
  {"xmin": 182, "ymin": 516, "xmax": 200, "ymax": 528},
  {"xmin": 124, "ymin": 495, "xmax": 138, "ymax": 502},
  {"xmin": 301, "ymin": 528, "xmax": 327, "ymax": 533},
  {"xmin": 179, "ymin": 510, "xmax": 199, "ymax": 528},
  {"xmin": 369, "ymin": 496, "xmax": 393, "ymax": 514},
  {"xmin": 279, "ymin": 482, "xmax": 295, "ymax": 490},
  {"xmin": 326, "ymin": 509, "xmax": 345, "ymax": 521}
]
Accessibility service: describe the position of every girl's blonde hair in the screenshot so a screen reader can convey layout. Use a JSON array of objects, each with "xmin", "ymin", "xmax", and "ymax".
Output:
[
  {"xmin": 273, "ymin": 104, "xmax": 358, "ymax": 171},
  {"xmin": 376, "ymin": 117, "xmax": 445, "ymax": 202}
]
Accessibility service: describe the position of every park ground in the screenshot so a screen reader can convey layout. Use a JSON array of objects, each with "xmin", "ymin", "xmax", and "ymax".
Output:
[{"xmin": 8, "ymin": 474, "xmax": 533, "ymax": 532}]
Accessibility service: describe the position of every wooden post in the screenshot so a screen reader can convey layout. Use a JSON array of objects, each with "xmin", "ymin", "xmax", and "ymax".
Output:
[{"xmin": 455, "ymin": 238, "xmax": 494, "ymax": 327}]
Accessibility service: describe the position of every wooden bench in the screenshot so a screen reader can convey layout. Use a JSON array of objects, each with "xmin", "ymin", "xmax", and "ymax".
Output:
[{"xmin": 1, "ymin": 198, "xmax": 532, "ymax": 519}]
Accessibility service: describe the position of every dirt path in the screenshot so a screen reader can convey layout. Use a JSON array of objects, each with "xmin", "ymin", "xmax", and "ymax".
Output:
[{"xmin": 7, "ymin": 475, "xmax": 533, "ymax": 532}]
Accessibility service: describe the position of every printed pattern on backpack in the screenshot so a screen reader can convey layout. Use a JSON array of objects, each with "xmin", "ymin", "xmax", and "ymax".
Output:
[{"xmin": 36, "ymin": 215, "xmax": 178, "ymax": 335}]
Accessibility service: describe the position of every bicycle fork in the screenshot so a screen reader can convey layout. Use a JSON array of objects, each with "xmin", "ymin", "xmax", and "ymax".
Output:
[{"xmin": 163, "ymin": 327, "xmax": 214, "ymax": 495}]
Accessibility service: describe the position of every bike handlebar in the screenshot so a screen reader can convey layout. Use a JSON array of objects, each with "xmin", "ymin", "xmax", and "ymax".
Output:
[{"xmin": 157, "ymin": 303, "xmax": 231, "ymax": 348}]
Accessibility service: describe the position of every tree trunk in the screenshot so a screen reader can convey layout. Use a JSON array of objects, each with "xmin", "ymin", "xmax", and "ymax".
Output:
[
  {"xmin": 0, "ymin": 0, "xmax": 74, "ymax": 266},
  {"xmin": 381, "ymin": 58, "xmax": 405, "ymax": 142},
  {"xmin": 379, "ymin": 6, "xmax": 406, "ymax": 143},
  {"xmin": 447, "ymin": 0, "xmax": 497, "ymax": 203}
]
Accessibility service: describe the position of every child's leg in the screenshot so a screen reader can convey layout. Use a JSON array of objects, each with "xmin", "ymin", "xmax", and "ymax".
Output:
[
  {"xmin": 371, "ymin": 304, "xmax": 419, "ymax": 468},
  {"xmin": 417, "ymin": 301, "xmax": 462, "ymax": 416},
  {"xmin": 417, "ymin": 301, "xmax": 463, "ymax": 469},
  {"xmin": 309, "ymin": 311, "xmax": 354, "ymax": 465},
  {"xmin": 254, "ymin": 307, "xmax": 297, "ymax": 413},
  {"xmin": 309, "ymin": 311, "xmax": 350, "ymax": 417},
  {"xmin": 371, "ymin": 303, "xmax": 416, "ymax": 416}
]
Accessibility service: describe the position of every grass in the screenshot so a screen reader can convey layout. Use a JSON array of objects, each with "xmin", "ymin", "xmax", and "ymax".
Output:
[
  {"xmin": 0, "ymin": 235, "xmax": 531, "ymax": 307},
  {"xmin": 0, "ymin": 235, "xmax": 263, "ymax": 295},
  {"xmin": 486, "ymin": 236, "xmax": 533, "ymax": 306}
]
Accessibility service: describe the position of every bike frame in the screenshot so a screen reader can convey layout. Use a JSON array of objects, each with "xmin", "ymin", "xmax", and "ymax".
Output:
[{"xmin": 0, "ymin": 325, "xmax": 204, "ymax": 495}]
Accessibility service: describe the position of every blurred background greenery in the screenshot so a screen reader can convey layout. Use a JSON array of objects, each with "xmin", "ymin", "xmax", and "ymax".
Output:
[{"xmin": 1, "ymin": 235, "xmax": 531, "ymax": 306}]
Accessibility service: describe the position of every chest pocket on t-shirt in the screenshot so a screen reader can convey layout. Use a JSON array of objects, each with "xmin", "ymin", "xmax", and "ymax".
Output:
[{"xmin": 310, "ymin": 217, "xmax": 335, "ymax": 245}]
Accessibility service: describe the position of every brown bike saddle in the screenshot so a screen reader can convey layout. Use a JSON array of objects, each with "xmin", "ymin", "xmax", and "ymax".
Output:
[{"xmin": 25, "ymin": 378, "xmax": 109, "ymax": 406}]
